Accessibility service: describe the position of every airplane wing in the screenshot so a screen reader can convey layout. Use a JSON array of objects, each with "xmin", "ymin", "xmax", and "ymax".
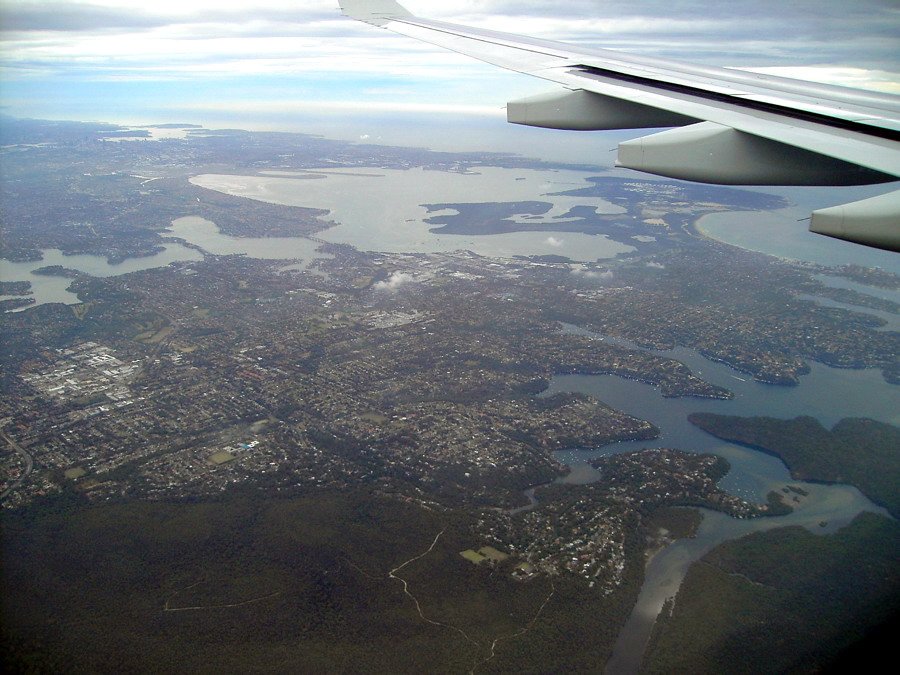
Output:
[{"xmin": 339, "ymin": 0, "xmax": 900, "ymax": 252}]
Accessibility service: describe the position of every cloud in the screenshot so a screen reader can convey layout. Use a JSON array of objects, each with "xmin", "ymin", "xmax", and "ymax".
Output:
[
  {"xmin": 646, "ymin": 262, "xmax": 665, "ymax": 269},
  {"xmin": 571, "ymin": 267, "xmax": 613, "ymax": 280},
  {"xmin": 0, "ymin": 1, "xmax": 337, "ymax": 33},
  {"xmin": 1, "ymin": 1, "xmax": 897, "ymax": 125},
  {"xmin": 1, "ymin": 3, "xmax": 164, "ymax": 31},
  {"xmin": 373, "ymin": 271, "xmax": 415, "ymax": 291},
  {"xmin": 545, "ymin": 236, "xmax": 564, "ymax": 248},
  {"xmin": 177, "ymin": 100, "xmax": 503, "ymax": 117}
]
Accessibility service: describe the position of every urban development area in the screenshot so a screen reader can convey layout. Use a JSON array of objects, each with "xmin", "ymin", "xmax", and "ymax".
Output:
[{"xmin": 1, "ymin": 117, "xmax": 898, "ymax": 674}]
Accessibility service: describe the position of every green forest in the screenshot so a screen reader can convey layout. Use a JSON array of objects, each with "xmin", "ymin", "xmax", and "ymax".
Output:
[
  {"xmin": 2, "ymin": 488, "xmax": 644, "ymax": 674},
  {"xmin": 643, "ymin": 512, "xmax": 900, "ymax": 673}
]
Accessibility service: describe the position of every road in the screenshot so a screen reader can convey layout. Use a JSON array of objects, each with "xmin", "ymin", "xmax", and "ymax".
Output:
[{"xmin": 0, "ymin": 426, "xmax": 34, "ymax": 501}]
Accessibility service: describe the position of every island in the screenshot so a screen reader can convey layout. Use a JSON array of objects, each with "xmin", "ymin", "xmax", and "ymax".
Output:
[{"xmin": 32, "ymin": 265, "xmax": 83, "ymax": 278}]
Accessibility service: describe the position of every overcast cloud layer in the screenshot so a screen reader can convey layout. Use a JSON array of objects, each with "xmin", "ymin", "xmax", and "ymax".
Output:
[{"xmin": 2, "ymin": 1, "xmax": 898, "ymax": 140}]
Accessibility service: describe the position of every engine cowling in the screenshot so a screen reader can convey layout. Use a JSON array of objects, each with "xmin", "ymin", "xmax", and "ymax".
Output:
[
  {"xmin": 507, "ymin": 88, "xmax": 695, "ymax": 131},
  {"xmin": 811, "ymin": 190, "xmax": 900, "ymax": 252},
  {"xmin": 616, "ymin": 122, "xmax": 894, "ymax": 186}
]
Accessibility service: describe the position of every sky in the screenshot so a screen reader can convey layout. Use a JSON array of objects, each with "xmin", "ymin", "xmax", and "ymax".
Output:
[{"xmin": 2, "ymin": 0, "xmax": 899, "ymax": 156}]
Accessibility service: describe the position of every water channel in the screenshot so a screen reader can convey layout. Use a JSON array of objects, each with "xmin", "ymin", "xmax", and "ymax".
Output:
[
  {"xmin": 544, "ymin": 325, "xmax": 896, "ymax": 673},
  {"xmin": 0, "ymin": 218, "xmax": 328, "ymax": 311},
  {"xmin": 0, "ymin": 245, "xmax": 204, "ymax": 310}
]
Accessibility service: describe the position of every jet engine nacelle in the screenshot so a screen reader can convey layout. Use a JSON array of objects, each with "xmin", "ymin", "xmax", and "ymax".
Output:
[
  {"xmin": 507, "ymin": 89, "xmax": 696, "ymax": 131},
  {"xmin": 811, "ymin": 190, "xmax": 900, "ymax": 252},
  {"xmin": 616, "ymin": 121, "xmax": 893, "ymax": 186}
]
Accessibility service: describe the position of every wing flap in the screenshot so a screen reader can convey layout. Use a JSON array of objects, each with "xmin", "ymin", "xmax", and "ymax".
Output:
[{"xmin": 562, "ymin": 67, "xmax": 900, "ymax": 177}]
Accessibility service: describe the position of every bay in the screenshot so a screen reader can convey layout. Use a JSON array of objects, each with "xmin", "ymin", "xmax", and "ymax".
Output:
[
  {"xmin": 694, "ymin": 184, "xmax": 900, "ymax": 269},
  {"xmin": 168, "ymin": 216, "xmax": 328, "ymax": 262},
  {"xmin": 0, "ymin": 245, "xmax": 203, "ymax": 311},
  {"xmin": 190, "ymin": 167, "xmax": 636, "ymax": 260},
  {"xmin": 0, "ymin": 219, "xmax": 330, "ymax": 311}
]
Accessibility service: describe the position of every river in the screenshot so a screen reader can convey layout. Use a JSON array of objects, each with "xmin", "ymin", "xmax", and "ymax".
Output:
[
  {"xmin": 0, "ymin": 219, "xmax": 329, "ymax": 311},
  {"xmin": 0, "ymin": 246, "xmax": 203, "ymax": 311},
  {"xmin": 545, "ymin": 325, "xmax": 896, "ymax": 674}
]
